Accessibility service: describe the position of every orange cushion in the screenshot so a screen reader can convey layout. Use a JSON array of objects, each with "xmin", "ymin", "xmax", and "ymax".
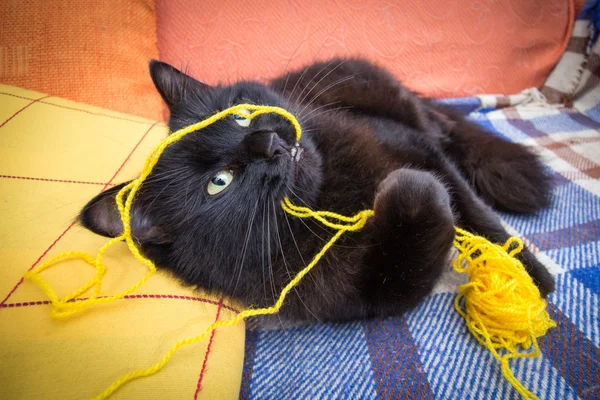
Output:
[
  {"xmin": 0, "ymin": 0, "xmax": 163, "ymax": 121},
  {"xmin": 156, "ymin": 0, "xmax": 582, "ymax": 98}
]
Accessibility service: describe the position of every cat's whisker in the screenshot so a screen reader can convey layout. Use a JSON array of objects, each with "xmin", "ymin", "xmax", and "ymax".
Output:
[
  {"xmin": 266, "ymin": 199, "xmax": 286, "ymax": 329},
  {"xmin": 298, "ymin": 75, "xmax": 356, "ymax": 116},
  {"xmin": 287, "ymin": 188, "xmax": 379, "ymax": 251},
  {"xmin": 297, "ymin": 100, "xmax": 341, "ymax": 122},
  {"xmin": 287, "ymin": 63, "xmax": 312, "ymax": 105},
  {"xmin": 283, "ymin": 211, "xmax": 324, "ymax": 322},
  {"xmin": 296, "ymin": 59, "xmax": 348, "ymax": 114},
  {"xmin": 181, "ymin": 178, "xmax": 195, "ymax": 215},
  {"xmin": 144, "ymin": 166, "xmax": 192, "ymax": 183},
  {"xmin": 299, "ymin": 79, "xmax": 381, "ymax": 123},
  {"xmin": 288, "ymin": 186, "xmax": 314, "ymax": 209},
  {"xmin": 289, "ymin": 185, "xmax": 322, "ymax": 210},
  {"xmin": 230, "ymin": 197, "xmax": 260, "ymax": 298},
  {"xmin": 282, "ymin": 211, "xmax": 306, "ymax": 266},
  {"xmin": 287, "ymin": 189, "xmax": 329, "ymax": 240},
  {"xmin": 182, "ymin": 180, "xmax": 204, "ymax": 224},
  {"xmin": 293, "ymin": 57, "xmax": 340, "ymax": 110},
  {"xmin": 287, "ymin": 24, "xmax": 341, "ymax": 104},
  {"xmin": 260, "ymin": 202, "xmax": 268, "ymax": 304},
  {"xmin": 265, "ymin": 200, "xmax": 277, "ymax": 304},
  {"xmin": 298, "ymin": 76, "xmax": 371, "ymax": 123},
  {"xmin": 145, "ymin": 168, "xmax": 190, "ymax": 182},
  {"xmin": 300, "ymin": 105, "xmax": 355, "ymax": 125},
  {"xmin": 139, "ymin": 178, "xmax": 179, "ymax": 223},
  {"xmin": 273, "ymin": 199, "xmax": 321, "ymax": 323},
  {"xmin": 280, "ymin": 26, "xmax": 327, "ymax": 98}
]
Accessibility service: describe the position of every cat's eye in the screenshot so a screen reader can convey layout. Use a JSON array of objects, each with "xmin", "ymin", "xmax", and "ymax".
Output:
[
  {"xmin": 233, "ymin": 108, "xmax": 251, "ymax": 127},
  {"xmin": 207, "ymin": 170, "xmax": 234, "ymax": 195}
]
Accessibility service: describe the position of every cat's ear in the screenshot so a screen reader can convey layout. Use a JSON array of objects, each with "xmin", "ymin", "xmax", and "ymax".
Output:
[
  {"xmin": 79, "ymin": 182, "xmax": 171, "ymax": 244},
  {"xmin": 149, "ymin": 60, "xmax": 211, "ymax": 111}
]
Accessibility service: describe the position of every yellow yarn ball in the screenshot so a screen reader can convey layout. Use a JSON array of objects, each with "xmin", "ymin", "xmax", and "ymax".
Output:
[{"xmin": 452, "ymin": 227, "xmax": 556, "ymax": 400}]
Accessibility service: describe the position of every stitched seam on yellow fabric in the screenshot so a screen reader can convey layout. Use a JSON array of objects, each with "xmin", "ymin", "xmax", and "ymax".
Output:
[{"xmin": 24, "ymin": 105, "xmax": 555, "ymax": 400}]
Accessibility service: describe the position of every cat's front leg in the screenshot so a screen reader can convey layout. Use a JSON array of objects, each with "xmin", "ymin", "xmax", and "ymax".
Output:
[{"xmin": 365, "ymin": 169, "xmax": 455, "ymax": 315}]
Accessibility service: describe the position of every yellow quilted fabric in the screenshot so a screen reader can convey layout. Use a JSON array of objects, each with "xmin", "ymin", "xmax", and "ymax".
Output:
[{"xmin": 0, "ymin": 85, "xmax": 244, "ymax": 399}]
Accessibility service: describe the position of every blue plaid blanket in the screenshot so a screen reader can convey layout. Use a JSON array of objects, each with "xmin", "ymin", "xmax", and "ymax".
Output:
[{"xmin": 239, "ymin": 96, "xmax": 600, "ymax": 399}]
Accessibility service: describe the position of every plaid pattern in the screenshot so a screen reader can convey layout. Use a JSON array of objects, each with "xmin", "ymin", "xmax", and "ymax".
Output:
[
  {"xmin": 573, "ymin": 42, "xmax": 600, "ymax": 123},
  {"xmin": 542, "ymin": 0, "xmax": 598, "ymax": 105},
  {"xmin": 239, "ymin": 97, "xmax": 600, "ymax": 398}
]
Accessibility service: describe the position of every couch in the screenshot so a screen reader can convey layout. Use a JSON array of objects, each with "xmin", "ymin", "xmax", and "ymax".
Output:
[{"xmin": 0, "ymin": 0, "xmax": 597, "ymax": 399}]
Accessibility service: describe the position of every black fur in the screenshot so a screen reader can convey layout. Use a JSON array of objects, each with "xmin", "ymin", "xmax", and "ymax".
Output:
[{"xmin": 80, "ymin": 58, "xmax": 555, "ymax": 325}]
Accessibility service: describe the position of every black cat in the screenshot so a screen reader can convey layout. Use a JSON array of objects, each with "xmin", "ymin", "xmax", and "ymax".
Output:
[{"xmin": 80, "ymin": 58, "xmax": 555, "ymax": 325}]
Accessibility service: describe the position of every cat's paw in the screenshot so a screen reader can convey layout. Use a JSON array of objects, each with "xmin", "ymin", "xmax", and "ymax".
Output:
[
  {"xmin": 373, "ymin": 169, "xmax": 455, "ymax": 255},
  {"xmin": 369, "ymin": 169, "xmax": 455, "ymax": 308},
  {"xmin": 375, "ymin": 169, "xmax": 453, "ymax": 223}
]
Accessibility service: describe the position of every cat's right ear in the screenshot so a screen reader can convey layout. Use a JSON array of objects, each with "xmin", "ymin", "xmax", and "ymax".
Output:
[
  {"xmin": 80, "ymin": 183, "xmax": 129, "ymax": 238},
  {"xmin": 149, "ymin": 60, "xmax": 211, "ymax": 112},
  {"xmin": 79, "ymin": 182, "xmax": 170, "ymax": 244}
]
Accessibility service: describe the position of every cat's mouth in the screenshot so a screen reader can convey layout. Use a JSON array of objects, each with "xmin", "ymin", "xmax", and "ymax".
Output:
[{"xmin": 290, "ymin": 143, "xmax": 304, "ymax": 163}]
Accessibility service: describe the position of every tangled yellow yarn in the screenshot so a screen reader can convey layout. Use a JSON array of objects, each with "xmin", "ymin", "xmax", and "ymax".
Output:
[
  {"xmin": 25, "ymin": 105, "xmax": 554, "ymax": 400},
  {"xmin": 453, "ymin": 227, "xmax": 556, "ymax": 400}
]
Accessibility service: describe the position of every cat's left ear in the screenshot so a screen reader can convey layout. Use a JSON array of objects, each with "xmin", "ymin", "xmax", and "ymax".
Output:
[
  {"xmin": 79, "ymin": 182, "xmax": 171, "ymax": 245},
  {"xmin": 149, "ymin": 60, "xmax": 211, "ymax": 112}
]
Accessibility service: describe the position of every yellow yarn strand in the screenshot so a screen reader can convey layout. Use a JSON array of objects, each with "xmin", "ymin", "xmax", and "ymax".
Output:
[
  {"xmin": 24, "ymin": 105, "xmax": 554, "ymax": 400},
  {"xmin": 24, "ymin": 105, "xmax": 300, "ymax": 319}
]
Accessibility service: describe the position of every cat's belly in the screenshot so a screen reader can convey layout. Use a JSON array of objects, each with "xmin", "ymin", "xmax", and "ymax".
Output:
[{"xmin": 314, "ymin": 113, "xmax": 439, "ymax": 213}]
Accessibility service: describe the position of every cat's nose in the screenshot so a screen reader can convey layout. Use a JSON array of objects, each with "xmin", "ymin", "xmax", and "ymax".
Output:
[{"xmin": 245, "ymin": 131, "xmax": 288, "ymax": 160}]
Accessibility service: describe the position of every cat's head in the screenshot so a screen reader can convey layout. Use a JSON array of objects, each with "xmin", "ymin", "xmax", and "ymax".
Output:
[{"xmin": 79, "ymin": 61, "xmax": 322, "ymax": 301}]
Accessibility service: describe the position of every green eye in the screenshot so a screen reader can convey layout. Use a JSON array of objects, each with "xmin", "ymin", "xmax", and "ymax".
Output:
[
  {"xmin": 233, "ymin": 108, "xmax": 251, "ymax": 127},
  {"xmin": 207, "ymin": 170, "xmax": 234, "ymax": 195}
]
